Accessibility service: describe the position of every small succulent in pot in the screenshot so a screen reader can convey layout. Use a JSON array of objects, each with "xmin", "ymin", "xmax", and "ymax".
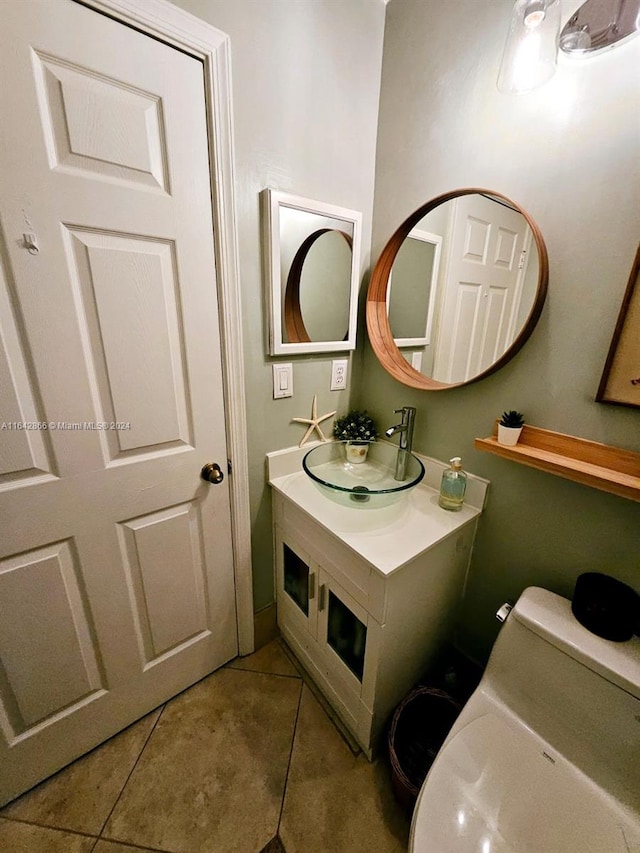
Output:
[
  {"xmin": 499, "ymin": 410, "xmax": 525, "ymax": 428},
  {"xmin": 497, "ymin": 410, "xmax": 525, "ymax": 446},
  {"xmin": 333, "ymin": 410, "xmax": 378, "ymax": 445}
]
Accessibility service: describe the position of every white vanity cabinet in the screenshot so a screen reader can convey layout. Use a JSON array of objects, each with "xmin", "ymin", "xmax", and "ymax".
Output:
[
  {"xmin": 268, "ymin": 445, "xmax": 488, "ymax": 758},
  {"xmin": 274, "ymin": 516, "xmax": 384, "ymax": 746}
]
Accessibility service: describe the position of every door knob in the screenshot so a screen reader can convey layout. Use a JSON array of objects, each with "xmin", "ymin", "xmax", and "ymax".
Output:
[{"xmin": 201, "ymin": 462, "xmax": 224, "ymax": 484}]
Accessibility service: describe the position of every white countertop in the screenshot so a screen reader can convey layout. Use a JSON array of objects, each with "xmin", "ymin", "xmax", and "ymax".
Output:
[{"xmin": 267, "ymin": 443, "xmax": 488, "ymax": 576}]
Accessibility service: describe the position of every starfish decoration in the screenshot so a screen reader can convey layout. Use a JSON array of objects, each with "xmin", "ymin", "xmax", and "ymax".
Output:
[{"xmin": 292, "ymin": 394, "xmax": 336, "ymax": 447}]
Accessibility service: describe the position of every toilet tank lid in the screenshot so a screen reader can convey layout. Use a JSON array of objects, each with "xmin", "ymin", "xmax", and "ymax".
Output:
[{"xmin": 513, "ymin": 587, "xmax": 640, "ymax": 701}]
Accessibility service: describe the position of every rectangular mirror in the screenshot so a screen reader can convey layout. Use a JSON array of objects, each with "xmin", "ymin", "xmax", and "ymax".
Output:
[
  {"xmin": 387, "ymin": 228, "xmax": 442, "ymax": 348},
  {"xmin": 262, "ymin": 189, "xmax": 362, "ymax": 355},
  {"xmin": 596, "ymin": 243, "xmax": 640, "ymax": 409}
]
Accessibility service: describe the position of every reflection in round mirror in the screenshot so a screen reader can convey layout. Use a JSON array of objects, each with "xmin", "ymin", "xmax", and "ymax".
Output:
[
  {"xmin": 284, "ymin": 228, "xmax": 352, "ymax": 343},
  {"xmin": 387, "ymin": 229, "xmax": 442, "ymax": 350},
  {"xmin": 278, "ymin": 205, "xmax": 354, "ymax": 344},
  {"xmin": 367, "ymin": 188, "xmax": 548, "ymax": 390}
]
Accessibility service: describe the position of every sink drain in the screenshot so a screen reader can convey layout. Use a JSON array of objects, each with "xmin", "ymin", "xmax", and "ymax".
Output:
[{"xmin": 350, "ymin": 485, "xmax": 370, "ymax": 503}]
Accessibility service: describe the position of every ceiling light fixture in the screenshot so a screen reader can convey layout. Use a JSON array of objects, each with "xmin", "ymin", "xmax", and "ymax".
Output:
[
  {"xmin": 560, "ymin": 0, "xmax": 640, "ymax": 56},
  {"xmin": 497, "ymin": 0, "xmax": 561, "ymax": 93},
  {"xmin": 497, "ymin": 0, "xmax": 640, "ymax": 94}
]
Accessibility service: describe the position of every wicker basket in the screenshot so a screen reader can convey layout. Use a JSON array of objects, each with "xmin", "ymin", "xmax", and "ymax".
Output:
[{"xmin": 387, "ymin": 686, "xmax": 461, "ymax": 813}]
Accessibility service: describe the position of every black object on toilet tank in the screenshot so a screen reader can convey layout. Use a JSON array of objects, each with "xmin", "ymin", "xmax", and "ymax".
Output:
[{"xmin": 571, "ymin": 572, "xmax": 640, "ymax": 642}]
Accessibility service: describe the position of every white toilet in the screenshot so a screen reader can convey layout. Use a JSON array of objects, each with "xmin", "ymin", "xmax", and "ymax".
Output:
[{"xmin": 409, "ymin": 587, "xmax": 640, "ymax": 852}]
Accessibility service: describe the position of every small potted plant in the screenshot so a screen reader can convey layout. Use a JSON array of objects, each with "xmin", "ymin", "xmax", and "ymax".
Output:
[
  {"xmin": 333, "ymin": 410, "xmax": 378, "ymax": 463},
  {"xmin": 498, "ymin": 410, "xmax": 525, "ymax": 446}
]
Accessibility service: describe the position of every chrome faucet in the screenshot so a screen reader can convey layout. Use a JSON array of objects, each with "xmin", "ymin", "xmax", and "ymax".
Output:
[{"xmin": 384, "ymin": 406, "xmax": 416, "ymax": 481}]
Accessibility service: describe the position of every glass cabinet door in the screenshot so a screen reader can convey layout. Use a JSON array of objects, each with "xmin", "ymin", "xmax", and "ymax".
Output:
[
  {"xmin": 326, "ymin": 589, "xmax": 367, "ymax": 682},
  {"xmin": 276, "ymin": 527, "xmax": 317, "ymax": 638},
  {"xmin": 283, "ymin": 542, "xmax": 310, "ymax": 616}
]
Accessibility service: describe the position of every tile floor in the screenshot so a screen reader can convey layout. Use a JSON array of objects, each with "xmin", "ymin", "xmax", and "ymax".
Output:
[{"xmin": 0, "ymin": 640, "xmax": 410, "ymax": 853}]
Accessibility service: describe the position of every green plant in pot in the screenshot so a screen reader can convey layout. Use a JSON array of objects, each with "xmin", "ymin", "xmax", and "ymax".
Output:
[
  {"xmin": 333, "ymin": 410, "xmax": 378, "ymax": 464},
  {"xmin": 498, "ymin": 410, "xmax": 525, "ymax": 446}
]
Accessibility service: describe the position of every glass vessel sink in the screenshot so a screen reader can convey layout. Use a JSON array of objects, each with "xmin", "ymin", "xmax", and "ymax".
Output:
[{"xmin": 302, "ymin": 441, "xmax": 425, "ymax": 507}]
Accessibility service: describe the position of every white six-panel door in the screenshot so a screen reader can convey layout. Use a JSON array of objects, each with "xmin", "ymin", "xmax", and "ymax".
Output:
[
  {"xmin": 0, "ymin": 0, "xmax": 238, "ymax": 804},
  {"xmin": 433, "ymin": 195, "xmax": 531, "ymax": 383}
]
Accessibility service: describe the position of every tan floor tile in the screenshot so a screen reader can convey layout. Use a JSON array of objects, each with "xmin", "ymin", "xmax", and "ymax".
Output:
[
  {"xmin": 104, "ymin": 668, "xmax": 302, "ymax": 853},
  {"xmin": 0, "ymin": 818, "xmax": 95, "ymax": 853},
  {"xmin": 94, "ymin": 841, "xmax": 162, "ymax": 853},
  {"xmin": 227, "ymin": 638, "xmax": 301, "ymax": 678},
  {"xmin": 280, "ymin": 686, "xmax": 410, "ymax": 853},
  {"xmin": 1, "ymin": 710, "xmax": 161, "ymax": 836}
]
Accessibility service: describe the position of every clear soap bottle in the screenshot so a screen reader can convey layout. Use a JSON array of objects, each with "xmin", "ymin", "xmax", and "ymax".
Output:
[{"xmin": 439, "ymin": 457, "xmax": 467, "ymax": 511}]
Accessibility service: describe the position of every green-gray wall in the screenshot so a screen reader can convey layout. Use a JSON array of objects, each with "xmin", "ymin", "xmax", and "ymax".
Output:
[
  {"xmin": 170, "ymin": 0, "xmax": 386, "ymax": 612},
  {"xmin": 172, "ymin": 0, "xmax": 639, "ymax": 660},
  {"xmin": 358, "ymin": 0, "xmax": 640, "ymax": 660}
]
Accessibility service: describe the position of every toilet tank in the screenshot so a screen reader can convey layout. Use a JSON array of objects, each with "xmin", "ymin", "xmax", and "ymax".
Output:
[{"xmin": 481, "ymin": 587, "xmax": 640, "ymax": 812}]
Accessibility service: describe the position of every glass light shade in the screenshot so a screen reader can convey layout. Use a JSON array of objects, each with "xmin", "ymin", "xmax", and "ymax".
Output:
[{"xmin": 497, "ymin": 0, "xmax": 561, "ymax": 93}]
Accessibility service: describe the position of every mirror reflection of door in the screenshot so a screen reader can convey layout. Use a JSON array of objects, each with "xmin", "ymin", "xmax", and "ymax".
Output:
[
  {"xmin": 279, "ymin": 207, "xmax": 353, "ymax": 343},
  {"xmin": 433, "ymin": 195, "xmax": 535, "ymax": 383}
]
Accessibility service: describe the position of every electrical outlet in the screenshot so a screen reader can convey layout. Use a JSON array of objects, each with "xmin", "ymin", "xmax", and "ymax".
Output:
[{"xmin": 330, "ymin": 359, "xmax": 348, "ymax": 391}]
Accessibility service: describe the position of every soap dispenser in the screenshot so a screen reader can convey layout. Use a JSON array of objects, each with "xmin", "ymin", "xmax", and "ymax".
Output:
[{"xmin": 439, "ymin": 457, "xmax": 467, "ymax": 511}]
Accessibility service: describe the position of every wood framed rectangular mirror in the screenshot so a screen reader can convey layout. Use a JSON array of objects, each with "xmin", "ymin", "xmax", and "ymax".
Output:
[
  {"xmin": 261, "ymin": 189, "xmax": 362, "ymax": 356},
  {"xmin": 596, "ymin": 243, "xmax": 640, "ymax": 409}
]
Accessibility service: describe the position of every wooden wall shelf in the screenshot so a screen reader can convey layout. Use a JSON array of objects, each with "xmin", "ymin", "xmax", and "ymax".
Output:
[{"xmin": 474, "ymin": 423, "xmax": 640, "ymax": 503}]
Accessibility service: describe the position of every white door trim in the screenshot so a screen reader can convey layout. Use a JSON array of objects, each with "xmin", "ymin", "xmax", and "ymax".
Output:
[{"xmin": 78, "ymin": 0, "xmax": 253, "ymax": 654}]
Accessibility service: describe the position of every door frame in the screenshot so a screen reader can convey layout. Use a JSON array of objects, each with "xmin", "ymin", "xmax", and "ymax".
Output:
[{"xmin": 78, "ymin": 0, "xmax": 253, "ymax": 654}]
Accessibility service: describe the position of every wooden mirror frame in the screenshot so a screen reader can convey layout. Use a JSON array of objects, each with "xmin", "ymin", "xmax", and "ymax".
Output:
[
  {"xmin": 366, "ymin": 187, "xmax": 549, "ymax": 390},
  {"xmin": 596, "ymin": 242, "xmax": 640, "ymax": 408}
]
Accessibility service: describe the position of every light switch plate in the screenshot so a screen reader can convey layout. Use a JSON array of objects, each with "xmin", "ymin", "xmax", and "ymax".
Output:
[
  {"xmin": 273, "ymin": 363, "xmax": 293, "ymax": 399},
  {"xmin": 330, "ymin": 358, "xmax": 348, "ymax": 391}
]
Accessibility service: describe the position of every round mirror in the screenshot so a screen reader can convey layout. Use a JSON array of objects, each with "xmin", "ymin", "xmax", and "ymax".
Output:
[{"xmin": 367, "ymin": 188, "xmax": 548, "ymax": 390}]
